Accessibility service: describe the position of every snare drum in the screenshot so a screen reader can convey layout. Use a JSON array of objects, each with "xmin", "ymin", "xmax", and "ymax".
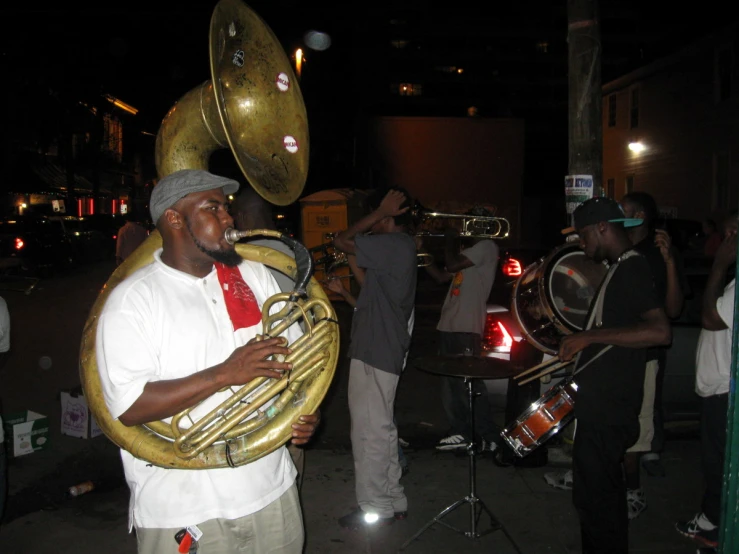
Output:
[
  {"xmin": 500, "ymin": 378, "xmax": 578, "ymax": 458},
  {"xmin": 511, "ymin": 242, "xmax": 608, "ymax": 355}
]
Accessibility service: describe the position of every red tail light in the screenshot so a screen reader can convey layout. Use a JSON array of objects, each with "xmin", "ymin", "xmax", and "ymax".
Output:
[
  {"xmin": 14, "ymin": 237, "xmax": 24, "ymax": 250},
  {"xmin": 112, "ymin": 234, "xmax": 117, "ymax": 240},
  {"xmin": 482, "ymin": 314, "xmax": 513, "ymax": 351},
  {"xmin": 502, "ymin": 257, "xmax": 522, "ymax": 277}
]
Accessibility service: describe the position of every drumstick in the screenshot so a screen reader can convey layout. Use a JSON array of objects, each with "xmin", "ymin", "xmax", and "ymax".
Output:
[
  {"xmin": 513, "ymin": 356, "xmax": 562, "ymax": 380},
  {"xmin": 517, "ymin": 360, "xmax": 573, "ymax": 386}
]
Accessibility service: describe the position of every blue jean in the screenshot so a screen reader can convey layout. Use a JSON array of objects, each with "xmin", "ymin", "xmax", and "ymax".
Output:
[{"xmin": 398, "ymin": 440, "xmax": 407, "ymax": 469}]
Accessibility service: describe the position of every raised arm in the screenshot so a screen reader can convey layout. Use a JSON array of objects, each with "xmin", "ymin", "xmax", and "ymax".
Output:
[
  {"xmin": 333, "ymin": 190, "xmax": 408, "ymax": 255},
  {"xmin": 655, "ymin": 229, "xmax": 684, "ymax": 319}
]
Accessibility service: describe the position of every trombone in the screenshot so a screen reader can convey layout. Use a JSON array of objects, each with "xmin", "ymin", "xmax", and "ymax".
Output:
[{"xmin": 415, "ymin": 210, "xmax": 511, "ymax": 239}]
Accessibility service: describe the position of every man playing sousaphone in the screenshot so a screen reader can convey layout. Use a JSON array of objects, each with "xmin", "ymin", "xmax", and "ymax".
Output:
[{"xmin": 96, "ymin": 169, "xmax": 319, "ymax": 553}]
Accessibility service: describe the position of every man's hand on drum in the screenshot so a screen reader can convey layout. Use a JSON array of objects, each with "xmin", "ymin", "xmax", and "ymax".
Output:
[
  {"xmin": 291, "ymin": 409, "xmax": 321, "ymax": 445},
  {"xmin": 220, "ymin": 336, "xmax": 292, "ymax": 386},
  {"xmin": 558, "ymin": 332, "xmax": 593, "ymax": 362}
]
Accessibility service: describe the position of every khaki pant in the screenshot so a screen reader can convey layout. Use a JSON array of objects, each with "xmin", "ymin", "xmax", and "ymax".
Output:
[
  {"xmin": 135, "ymin": 483, "xmax": 303, "ymax": 554},
  {"xmin": 626, "ymin": 359, "xmax": 659, "ymax": 453},
  {"xmin": 348, "ymin": 359, "xmax": 407, "ymax": 518}
]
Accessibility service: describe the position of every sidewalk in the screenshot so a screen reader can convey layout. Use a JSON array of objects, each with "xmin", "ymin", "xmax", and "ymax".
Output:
[{"xmin": 0, "ymin": 436, "xmax": 706, "ymax": 553}]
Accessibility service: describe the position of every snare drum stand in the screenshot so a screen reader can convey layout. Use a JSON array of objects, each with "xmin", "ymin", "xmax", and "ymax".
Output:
[{"xmin": 400, "ymin": 377, "xmax": 523, "ymax": 552}]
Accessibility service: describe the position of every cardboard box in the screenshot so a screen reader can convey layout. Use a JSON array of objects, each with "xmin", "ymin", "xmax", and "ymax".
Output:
[
  {"xmin": 3, "ymin": 410, "xmax": 50, "ymax": 457},
  {"xmin": 61, "ymin": 391, "xmax": 103, "ymax": 439}
]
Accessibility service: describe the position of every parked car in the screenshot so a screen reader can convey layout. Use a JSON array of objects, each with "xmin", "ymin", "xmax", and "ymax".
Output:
[
  {"xmin": 0, "ymin": 215, "xmax": 75, "ymax": 276},
  {"xmin": 83, "ymin": 214, "xmax": 124, "ymax": 260},
  {"xmin": 48, "ymin": 215, "xmax": 110, "ymax": 263}
]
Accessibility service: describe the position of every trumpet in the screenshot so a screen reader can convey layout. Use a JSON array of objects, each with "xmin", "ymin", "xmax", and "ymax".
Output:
[{"xmin": 414, "ymin": 209, "xmax": 511, "ymax": 239}]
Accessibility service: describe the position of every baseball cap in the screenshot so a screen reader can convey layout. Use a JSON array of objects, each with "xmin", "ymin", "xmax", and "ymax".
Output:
[
  {"xmin": 561, "ymin": 196, "xmax": 643, "ymax": 235},
  {"xmin": 149, "ymin": 169, "xmax": 240, "ymax": 224}
]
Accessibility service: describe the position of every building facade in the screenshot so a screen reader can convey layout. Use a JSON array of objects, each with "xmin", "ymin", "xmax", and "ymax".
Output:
[{"xmin": 602, "ymin": 21, "xmax": 738, "ymax": 223}]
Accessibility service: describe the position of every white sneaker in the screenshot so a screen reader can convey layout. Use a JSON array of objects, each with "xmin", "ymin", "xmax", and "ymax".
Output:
[
  {"xmin": 481, "ymin": 439, "xmax": 498, "ymax": 453},
  {"xmin": 544, "ymin": 469, "xmax": 573, "ymax": 490},
  {"xmin": 627, "ymin": 488, "xmax": 647, "ymax": 519},
  {"xmin": 435, "ymin": 434, "xmax": 467, "ymax": 450}
]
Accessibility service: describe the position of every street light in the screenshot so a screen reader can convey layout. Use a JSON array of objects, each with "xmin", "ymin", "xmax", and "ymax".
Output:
[
  {"xmin": 628, "ymin": 141, "xmax": 645, "ymax": 154},
  {"xmin": 295, "ymin": 48, "xmax": 304, "ymax": 79}
]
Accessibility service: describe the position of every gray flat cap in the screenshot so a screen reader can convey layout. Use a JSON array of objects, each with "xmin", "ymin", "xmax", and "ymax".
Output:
[{"xmin": 149, "ymin": 169, "xmax": 240, "ymax": 224}]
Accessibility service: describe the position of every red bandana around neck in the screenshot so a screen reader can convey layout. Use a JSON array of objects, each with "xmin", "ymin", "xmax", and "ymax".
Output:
[{"xmin": 214, "ymin": 263, "xmax": 262, "ymax": 331}]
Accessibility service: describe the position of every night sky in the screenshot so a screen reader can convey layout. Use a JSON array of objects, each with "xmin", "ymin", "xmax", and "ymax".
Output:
[
  {"xmin": 3, "ymin": 2, "xmax": 734, "ymax": 127},
  {"xmin": 1, "ymin": 0, "xmax": 736, "ymax": 198},
  {"xmin": 1, "ymin": 1, "xmax": 345, "ymax": 132}
]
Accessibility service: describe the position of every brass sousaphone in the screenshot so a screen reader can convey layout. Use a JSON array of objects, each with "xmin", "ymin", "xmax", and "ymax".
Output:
[{"xmin": 79, "ymin": 0, "xmax": 339, "ymax": 469}]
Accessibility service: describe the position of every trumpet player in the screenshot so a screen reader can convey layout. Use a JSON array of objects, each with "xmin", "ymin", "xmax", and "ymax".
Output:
[
  {"xmin": 332, "ymin": 188, "xmax": 417, "ymax": 530},
  {"xmin": 96, "ymin": 169, "xmax": 319, "ymax": 554}
]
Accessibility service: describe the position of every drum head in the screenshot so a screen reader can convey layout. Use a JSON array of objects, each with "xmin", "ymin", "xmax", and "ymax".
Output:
[
  {"xmin": 546, "ymin": 246, "xmax": 608, "ymax": 331},
  {"xmin": 512, "ymin": 243, "xmax": 608, "ymax": 354}
]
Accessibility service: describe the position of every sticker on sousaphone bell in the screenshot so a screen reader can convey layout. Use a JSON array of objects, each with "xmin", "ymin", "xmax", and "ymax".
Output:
[
  {"xmin": 283, "ymin": 135, "xmax": 298, "ymax": 153},
  {"xmin": 276, "ymin": 72, "xmax": 290, "ymax": 92}
]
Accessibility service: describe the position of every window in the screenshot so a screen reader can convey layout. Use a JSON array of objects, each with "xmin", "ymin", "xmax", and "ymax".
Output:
[
  {"xmin": 397, "ymin": 83, "xmax": 423, "ymax": 96},
  {"xmin": 625, "ymin": 175, "xmax": 634, "ymax": 194},
  {"xmin": 390, "ymin": 39, "xmax": 410, "ymax": 49},
  {"xmin": 606, "ymin": 178, "xmax": 615, "ymax": 197},
  {"xmin": 716, "ymin": 47, "xmax": 732, "ymax": 102},
  {"xmin": 535, "ymin": 41, "xmax": 549, "ymax": 54},
  {"xmin": 102, "ymin": 114, "xmax": 123, "ymax": 162},
  {"xmin": 629, "ymin": 88, "xmax": 639, "ymax": 129},
  {"xmin": 607, "ymin": 94, "xmax": 617, "ymax": 127}
]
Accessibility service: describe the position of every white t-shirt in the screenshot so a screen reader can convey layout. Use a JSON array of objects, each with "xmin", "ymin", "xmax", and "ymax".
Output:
[
  {"xmin": 437, "ymin": 240, "xmax": 499, "ymax": 336},
  {"xmin": 96, "ymin": 249, "xmax": 299, "ymax": 530},
  {"xmin": 695, "ymin": 278, "xmax": 736, "ymax": 397}
]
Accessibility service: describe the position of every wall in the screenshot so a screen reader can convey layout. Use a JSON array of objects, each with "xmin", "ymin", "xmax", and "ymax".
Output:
[{"xmin": 362, "ymin": 116, "xmax": 525, "ymax": 245}]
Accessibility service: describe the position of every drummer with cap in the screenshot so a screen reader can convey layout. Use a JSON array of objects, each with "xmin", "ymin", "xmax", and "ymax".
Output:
[{"xmin": 559, "ymin": 197, "xmax": 671, "ymax": 553}]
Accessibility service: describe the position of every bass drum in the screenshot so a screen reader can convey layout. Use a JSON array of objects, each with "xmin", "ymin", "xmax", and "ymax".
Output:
[{"xmin": 511, "ymin": 242, "xmax": 608, "ymax": 355}]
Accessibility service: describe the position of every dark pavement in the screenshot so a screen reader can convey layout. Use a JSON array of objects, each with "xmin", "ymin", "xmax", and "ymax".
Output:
[{"xmin": 0, "ymin": 260, "xmax": 706, "ymax": 553}]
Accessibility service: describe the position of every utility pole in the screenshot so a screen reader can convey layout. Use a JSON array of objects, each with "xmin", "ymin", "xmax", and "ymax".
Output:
[{"xmin": 565, "ymin": 0, "xmax": 603, "ymax": 221}]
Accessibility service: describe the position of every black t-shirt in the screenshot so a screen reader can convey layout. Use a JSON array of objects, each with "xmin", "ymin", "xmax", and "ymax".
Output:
[
  {"xmin": 575, "ymin": 254, "xmax": 661, "ymax": 427},
  {"xmin": 633, "ymin": 235, "xmax": 666, "ymax": 362},
  {"xmin": 349, "ymin": 232, "xmax": 417, "ymax": 375},
  {"xmin": 633, "ymin": 233, "xmax": 687, "ymax": 362}
]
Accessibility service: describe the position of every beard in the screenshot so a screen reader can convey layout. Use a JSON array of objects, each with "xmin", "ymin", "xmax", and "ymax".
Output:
[{"xmin": 185, "ymin": 218, "xmax": 243, "ymax": 267}]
